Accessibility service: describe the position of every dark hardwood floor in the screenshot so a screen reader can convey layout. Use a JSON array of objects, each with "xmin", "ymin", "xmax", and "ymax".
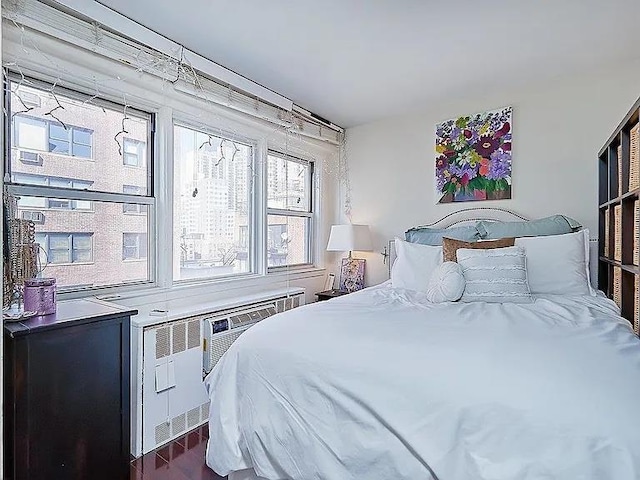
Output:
[{"xmin": 130, "ymin": 425, "xmax": 227, "ymax": 480}]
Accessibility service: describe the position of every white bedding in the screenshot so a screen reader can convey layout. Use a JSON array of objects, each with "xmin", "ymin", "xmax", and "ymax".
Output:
[{"xmin": 204, "ymin": 284, "xmax": 640, "ymax": 479}]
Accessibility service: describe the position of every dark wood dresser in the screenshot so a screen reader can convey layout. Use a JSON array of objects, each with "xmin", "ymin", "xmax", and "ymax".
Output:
[{"xmin": 3, "ymin": 298, "xmax": 137, "ymax": 480}]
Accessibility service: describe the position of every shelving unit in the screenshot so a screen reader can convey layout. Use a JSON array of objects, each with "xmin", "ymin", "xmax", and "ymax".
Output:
[{"xmin": 598, "ymin": 97, "xmax": 640, "ymax": 335}]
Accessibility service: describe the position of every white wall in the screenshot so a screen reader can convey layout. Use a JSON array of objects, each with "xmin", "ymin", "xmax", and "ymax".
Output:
[{"xmin": 344, "ymin": 63, "xmax": 640, "ymax": 286}]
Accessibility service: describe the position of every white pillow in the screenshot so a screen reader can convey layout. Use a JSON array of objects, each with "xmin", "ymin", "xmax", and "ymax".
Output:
[
  {"xmin": 457, "ymin": 246, "xmax": 533, "ymax": 303},
  {"xmin": 391, "ymin": 237, "xmax": 442, "ymax": 292},
  {"xmin": 426, "ymin": 261, "xmax": 465, "ymax": 303},
  {"xmin": 515, "ymin": 229, "xmax": 594, "ymax": 296}
]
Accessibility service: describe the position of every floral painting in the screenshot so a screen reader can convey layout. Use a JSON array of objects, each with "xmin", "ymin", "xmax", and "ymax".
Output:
[
  {"xmin": 340, "ymin": 258, "xmax": 365, "ymax": 293},
  {"xmin": 435, "ymin": 106, "xmax": 512, "ymax": 203}
]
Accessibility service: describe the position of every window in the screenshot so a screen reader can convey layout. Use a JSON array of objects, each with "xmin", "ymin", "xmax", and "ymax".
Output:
[
  {"xmin": 173, "ymin": 124, "xmax": 253, "ymax": 281},
  {"xmin": 266, "ymin": 152, "xmax": 313, "ymax": 268},
  {"xmin": 123, "ymin": 233, "xmax": 148, "ymax": 260},
  {"xmin": 14, "ymin": 114, "xmax": 93, "ymax": 158},
  {"xmin": 123, "ymin": 185, "xmax": 147, "ymax": 214},
  {"xmin": 12, "ymin": 173, "xmax": 93, "ymax": 210},
  {"xmin": 36, "ymin": 233, "xmax": 93, "ymax": 264},
  {"xmin": 123, "ymin": 138, "xmax": 146, "ymax": 167},
  {"xmin": 6, "ymin": 78, "xmax": 154, "ymax": 291}
]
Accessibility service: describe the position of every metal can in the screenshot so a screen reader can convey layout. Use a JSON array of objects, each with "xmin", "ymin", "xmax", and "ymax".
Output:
[{"xmin": 23, "ymin": 278, "xmax": 57, "ymax": 316}]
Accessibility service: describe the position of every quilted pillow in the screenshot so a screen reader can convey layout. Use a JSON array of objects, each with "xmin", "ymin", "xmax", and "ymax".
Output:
[
  {"xmin": 457, "ymin": 246, "xmax": 533, "ymax": 303},
  {"xmin": 442, "ymin": 237, "xmax": 515, "ymax": 262},
  {"xmin": 426, "ymin": 262, "xmax": 465, "ymax": 303}
]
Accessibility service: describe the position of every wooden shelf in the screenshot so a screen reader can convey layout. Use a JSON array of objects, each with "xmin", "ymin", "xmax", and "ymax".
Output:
[
  {"xmin": 599, "ymin": 257, "xmax": 640, "ymax": 274},
  {"xmin": 599, "ymin": 188, "xmax": 640, "ymax": 208},
  {"xmin": 598, "ymin": 100, "xmax": 640, "ymax": 335}
]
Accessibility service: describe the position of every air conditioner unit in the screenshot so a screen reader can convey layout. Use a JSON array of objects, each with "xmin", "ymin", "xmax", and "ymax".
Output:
[
  {"xmin": 17, "ymin": 149, "xmax": 43, "ymax": 165},
  {"xmin": 21, "ymin": 210, "xmax": 45, "ymax": 224},
  {"xmin": 129, "ymin": 288, "xmax": 305, "ymax": 457},
  {"xmin": 203, "ymin": 302, "xmax": 277, "ymax": 374}
]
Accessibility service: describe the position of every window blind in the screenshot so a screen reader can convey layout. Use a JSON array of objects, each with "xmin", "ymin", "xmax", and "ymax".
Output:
[{"xmin": 2, "ymin": 0, "xmax": 344, "ymax": 145}]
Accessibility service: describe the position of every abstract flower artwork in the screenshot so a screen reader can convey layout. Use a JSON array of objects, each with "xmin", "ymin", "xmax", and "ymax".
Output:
[{"xmin": 435, "ymin": 106, "xmax": 512, "ymax": 203}]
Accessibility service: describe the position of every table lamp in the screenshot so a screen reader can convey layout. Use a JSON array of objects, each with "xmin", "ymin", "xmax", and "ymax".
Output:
[{"xmin": 326, "ymin": 224, "xmax": 372, "ymax": 292}]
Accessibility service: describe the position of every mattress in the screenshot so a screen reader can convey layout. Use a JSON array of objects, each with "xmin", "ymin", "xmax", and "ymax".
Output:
[{"xmin": 204, "ymin": 284, "xmax": 640, "ymax": 479}]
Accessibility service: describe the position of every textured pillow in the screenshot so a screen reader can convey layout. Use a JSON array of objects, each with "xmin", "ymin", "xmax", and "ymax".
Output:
[
  {"xmin": 515, "ymin": 229, "xmax": 594, "ymax": 296},
  {"xmin": 391, "ymin": 238, "xmax": 443, "ymax": 291},
  {"xmin": 477, "ymin": 215, "xmax": 580, "ymax": 240},
  {"xmin": 457, "ymin": 246, "xmax": 533, "ymax": 303},
  {"xmin": 426, "ymin": 262, "xmax": 465, "ymax": 303},
  {"xmin": 405, "ymin": 224, "xmax": 480, "ymax": 245},
  {"xmin": 442, "ymin": 237, "xmax": 515, "ymax": 262}
]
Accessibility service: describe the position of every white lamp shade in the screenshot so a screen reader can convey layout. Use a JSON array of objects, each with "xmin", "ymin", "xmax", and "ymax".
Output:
[{"xmin": 326, "ymin": 224, "xmax": 373, "ymax": 252}]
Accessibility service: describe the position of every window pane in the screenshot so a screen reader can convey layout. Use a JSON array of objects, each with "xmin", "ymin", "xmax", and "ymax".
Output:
[
  {"xmin": 73, "ymin": 144, "xmax": 92, "ymax": 159},
  {"xmin": 73, "ymin": 249, "xmax": 92, "ymax": 263},
  {"xmin": 49, "ymin": 138, "xmax": 70, "ymax": 154},
  {"xmin": 14, "ymin": 116, "xmax": 47, "ymax": 151},
  {"xmin": 123, "ymin": 153, "xmax": 139, "ymax": 166},
  {"xmin": 267, "ymin": 154, "xmax": 311, "ymax": 212},
  {"xmin": 173, "ymin": 125, "xmax": 252, "ymax": 280},
  {"xmin": 18, "ymin": 197, "xmax": 150, "ymax": 289},
  {"xmin": 9, "ymin": 82, "xmax": 150, "ymax": 195},
  {"xmin": 72, "ymin": 128, "xmax": 92, "ymax": 145},
  {"xmin": 49, "ymin": 123, "xmax": 67, "ymax": 140},
  {"xmin": 49, "ymin": 250, "xmax": 70, "ymax": 264},
  {"xmin": 267, "ymin": 215, "xmax": 310, "ymax": 267},
  {"xmin": 49, "ymin": 235, "xmax": 70, "ymax": 250},
  {"xmin": 48, "ymin": 199, "xmax": 71, "ymax": 209},
  {"xmin": 72, "ymin": 235, "xmax": 92, "ymax": 249}
]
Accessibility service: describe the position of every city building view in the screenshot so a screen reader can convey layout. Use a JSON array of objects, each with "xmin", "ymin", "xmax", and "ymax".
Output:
[
  {"xmin": 9, "ymin": 81, "xmax": 313, "ymax": 290},
  {"xmin": 10, "ymin": 81, "xmax": 150, "ymax": 290}
]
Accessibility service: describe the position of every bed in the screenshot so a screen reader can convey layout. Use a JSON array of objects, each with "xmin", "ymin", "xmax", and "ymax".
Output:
[{"xmin": 204, "ymin": 209, "xmax": 640, "ymax": 480}]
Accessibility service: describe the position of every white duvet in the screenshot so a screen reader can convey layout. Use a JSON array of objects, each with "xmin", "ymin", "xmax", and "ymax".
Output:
[{"xmin": 204, "ymin": 284, "xmax": 640, "ymax": 479}]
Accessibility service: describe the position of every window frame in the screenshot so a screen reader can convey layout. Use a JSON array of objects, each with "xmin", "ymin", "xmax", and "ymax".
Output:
[
  {"xmin": 36, "ymin": 232, "xmax": 94, "ymax": 265},
  {"xmin": 11, "ymin": 173, "xmax": 95, "ymax": 211},
  {"xmin": 3, "ymin": 63, "xmax": 330, "ymax": 299},
  {"xmin": 122, "ymin": 137, "xmax": 146, "ymax": 167},
  {"xmin": 122, "ymin": 232, "xmax": 148, "ymax": 261},
  {"xmin": 266, "ymin": 151, "xmax": 315, "ymax": 271},
  {"xmin": 5, "ymin": 73, "xmax": 157, "ymax": 294},
  {"xmin": 172, "ymin": 120, "xmax": 258, "ymax": 283},
  {"xmin": 13, "ymin": 113, "xmax": 94, "ymax": 159}
]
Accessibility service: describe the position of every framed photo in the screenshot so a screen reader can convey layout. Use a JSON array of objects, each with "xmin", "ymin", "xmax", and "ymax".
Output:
[
  {"xmin": 340, "ymin": 258, "xmax": 365, "ymax": 293},
  {"xmin": 323, "ymin": 273, "xmax": 336, "ymax": 291}
]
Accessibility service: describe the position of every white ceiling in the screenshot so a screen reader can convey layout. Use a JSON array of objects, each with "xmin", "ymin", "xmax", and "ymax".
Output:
[{"xmin": 98, "ymin": 0, "xmax": 640, "ymax": 127}]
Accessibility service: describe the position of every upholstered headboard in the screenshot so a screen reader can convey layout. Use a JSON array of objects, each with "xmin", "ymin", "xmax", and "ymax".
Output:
[{"xmin": 387, "ymin": 207, "xmax": 599, "ymax": 284}]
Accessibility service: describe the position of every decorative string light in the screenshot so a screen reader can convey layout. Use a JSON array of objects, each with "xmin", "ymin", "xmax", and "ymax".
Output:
[
  {"xmin": 114, "ymin": 104, "xmax": 131, "ymax": 155},
  {"xmin": 2, "ymin": 3, "xmax": 348, "ymax": 209}
]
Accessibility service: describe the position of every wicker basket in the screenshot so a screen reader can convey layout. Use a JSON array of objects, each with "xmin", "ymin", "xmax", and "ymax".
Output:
[
  {"xmin": 633, "ymin": 200, "xmax": 640, "ymax": 265},
  {"xmin": 613, "ymin": 266, "xmax": 622, "ymax": 309},
  {"xmin": 631, "ymin": 123, "xmax": 640, "ymax": 191},
  {"xmin": 604, "ymin": 208, "xmax": 610, "ymax": 257},
  {"xmin": 618, "ymin": 144, "xmax": 623, "ymax": 195},
  {"xmin": 614, "ymin": 204, "xmax": 622, "ymax": 262},
  {"xmin": 635, "ymin": 275, "xmax": 639, "ymax": 335}
]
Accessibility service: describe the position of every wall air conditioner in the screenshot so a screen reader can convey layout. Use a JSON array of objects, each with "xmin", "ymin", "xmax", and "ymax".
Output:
[
  {"xmin": 203, "ymin": 302, "xmax": 277, "ymax": 374},
  {"xmin": 17, "ymin": 149, "xmax": 43, "ymax": 165},
  {"xmin": 21, "ymin": 210, "xmax": 45, "ymax": 224},
  {"xmin": 129, "ymin": 288, "xmax": 305, "ymax": 457}
]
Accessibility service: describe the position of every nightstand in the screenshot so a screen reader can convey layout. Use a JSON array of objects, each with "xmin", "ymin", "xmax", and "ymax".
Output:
[{"xmin": 316, "ymin": 289, "xmax": 349, "ymax": 301}]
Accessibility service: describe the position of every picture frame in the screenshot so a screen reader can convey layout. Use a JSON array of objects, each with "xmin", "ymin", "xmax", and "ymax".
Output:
[
  {"xmin": 340, "ymin": 258, "xmax": 365, "ymax": 293},
  {"xmin": 323, "ymin": 273, "xmax": 336, "ymax": 291}
]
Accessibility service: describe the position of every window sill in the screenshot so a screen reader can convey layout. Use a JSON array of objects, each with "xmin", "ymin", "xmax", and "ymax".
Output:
[
  {"xmin": 46, "ymin": 261, "xmax": 94, "ymax": 267},
  {"xmin": 81, "ymin": 266, "xmax": 327, "ymax": 303}
]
